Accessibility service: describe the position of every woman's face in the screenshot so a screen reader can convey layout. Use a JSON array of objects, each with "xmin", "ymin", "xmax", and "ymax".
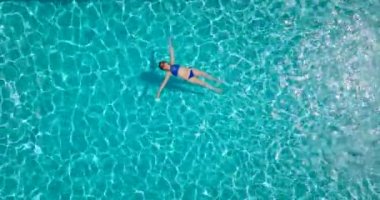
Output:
[{"xmin": 161, "ymin": 62, "xmax": 170, "ymax": 70}]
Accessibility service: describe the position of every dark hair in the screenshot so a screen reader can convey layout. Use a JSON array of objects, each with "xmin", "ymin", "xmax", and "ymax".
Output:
[{"xmin": 158, "ymin": 61, "xmax": 167, "ymax": 70}]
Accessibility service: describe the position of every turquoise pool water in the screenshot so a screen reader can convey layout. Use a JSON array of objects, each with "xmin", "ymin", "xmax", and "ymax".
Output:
[{"xmin": 1, "ymin": 0, "xmax": 380, "ymax": 199}]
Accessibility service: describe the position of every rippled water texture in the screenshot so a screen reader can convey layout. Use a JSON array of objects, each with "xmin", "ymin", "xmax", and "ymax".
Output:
[{"xmin": 1, "ymin": 0, "xmax": 380, "ymax": 199}]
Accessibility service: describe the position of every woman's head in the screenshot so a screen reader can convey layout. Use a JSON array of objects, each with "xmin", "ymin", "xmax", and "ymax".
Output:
[{"xmin": 159, "ymin": 61, "xmax": 170, "ymax": 71}]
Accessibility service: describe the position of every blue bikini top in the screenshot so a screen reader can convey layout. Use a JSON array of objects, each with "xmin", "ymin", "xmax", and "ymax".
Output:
[{"xmin": 170, "ymin": 64, "xmax": 180, "ymax": 76}]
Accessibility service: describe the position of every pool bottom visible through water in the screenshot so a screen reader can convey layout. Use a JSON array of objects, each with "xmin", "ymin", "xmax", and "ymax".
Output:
[{"xmin": 0, "ymin": 0, "xmax": 380, "ymax": 199}]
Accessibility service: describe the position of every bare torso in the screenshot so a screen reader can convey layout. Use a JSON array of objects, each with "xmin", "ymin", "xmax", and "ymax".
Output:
[{"xmin": 173, "ymin": 66, "xmax": 191, "ymax": 80}]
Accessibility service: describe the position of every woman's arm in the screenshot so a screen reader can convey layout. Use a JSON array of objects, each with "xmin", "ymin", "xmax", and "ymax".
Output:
[
  {"xmin": 169, "ymin": 37, "xmax": 175, "ymax": 65},
  {"xmin": 156, "ymin": 72, "xmax": 171, "ymax": 99}
]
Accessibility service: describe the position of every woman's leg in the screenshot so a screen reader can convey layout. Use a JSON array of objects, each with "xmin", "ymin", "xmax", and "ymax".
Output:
[
  {"xmin": 192, "ymin": 69, "xmax": 222, "ymax": 83},
  {"xmin": 188, "ymin": 77, "xmax": 222, "ymax": 93}
]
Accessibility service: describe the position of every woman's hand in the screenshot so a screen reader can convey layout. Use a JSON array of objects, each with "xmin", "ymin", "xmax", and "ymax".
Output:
[
  {"xmin": 156, "ymin": 72, "xmax": 171, "ymax": 99},
  {"xmin": 169, "ymin": 37, "xmax": 175, "ymax": 64},
  {"xmin": 168, "ymin": 37, "xmax": 172, "ymax": 48},
  {"xmin": 155, "ymin": 92, "xmax": 161, "ymax": 102}
]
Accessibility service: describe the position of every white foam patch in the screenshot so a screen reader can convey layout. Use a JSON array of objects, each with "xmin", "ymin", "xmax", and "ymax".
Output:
[
  {"xmin": 294, "ymin": 5, "xmax": 380, "ymax": 181},
  {"xmin": 32, "ymin": 193, "xmax": 42, "ymax": 200},
  {"xmin": 5, "ymin": 82, "xmax": 20, "ymax": 106},
  {"xmin": 34, "ymin": 144, "xmax": 42, "ymax": 155}
]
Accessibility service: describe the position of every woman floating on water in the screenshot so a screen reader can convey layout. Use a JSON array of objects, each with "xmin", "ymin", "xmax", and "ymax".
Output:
[{"xmin": 156, "ymin": 38, "xmax": 223, "ymax": 99}]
